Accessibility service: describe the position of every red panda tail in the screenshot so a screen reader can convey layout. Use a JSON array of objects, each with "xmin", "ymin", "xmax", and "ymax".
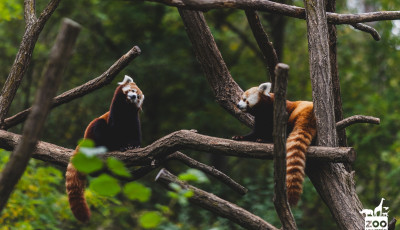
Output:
[
  {"xmin": 65, "ymin": 149, "xmax": 91, "ymax": 222},
  {"xmin": 286, "ymin": 128, "xmax": 314, "ymax": 206}
]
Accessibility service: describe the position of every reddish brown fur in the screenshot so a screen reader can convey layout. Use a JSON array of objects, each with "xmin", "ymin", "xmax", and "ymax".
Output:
[
  {"xmin": 66, "ymin": 79, "xmax": 143, "ymax": 222},
  {"xmin": 235, "ymin": 86, "xmax": 316, "ymax": 206}
]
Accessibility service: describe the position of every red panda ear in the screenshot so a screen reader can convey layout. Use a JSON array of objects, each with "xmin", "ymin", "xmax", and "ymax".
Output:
[
  {"xmin": 258, "ymin": 82, "xmax": 271, "ymax": 97},
  {"xmin": 118, "ymin": 75, "xmax": 134, "ymax": 85}
]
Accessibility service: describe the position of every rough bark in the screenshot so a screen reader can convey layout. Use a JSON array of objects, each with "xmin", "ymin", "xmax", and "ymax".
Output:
[
  {"xmin": 178, "ymin": 9, "xmax": 254, "ymax": 128},
  {"xmin": 336, "ymin": 115, "xmax": 380, "ymax": 131},
  {"xmin": 272, "ymin": 63, "xmax": 297, "ymax": 229},
  {"xmin": 0, "ymin": 0, "xmax": 61, "ymax": 124},
  {"xmin": 0, "ymin": 18, "xmax": 80, "ymax": 213},
  {"xmin": 146, "ymin": 0, "xmax": 400, "ymax": 24},
  {"xmin": 0, "ymin": 129, "xmax": 357, "ymax": 169},
  {"xmin": 155, "ymin": 168, "xmax": 279, "ymax": 230},
  {"xmin": 303, "ymin": 1, "xmax": 364, "ymax": 229},
  {"xmin": 3, "ymin": 46, "xmax": 141, "ymax": 130}
]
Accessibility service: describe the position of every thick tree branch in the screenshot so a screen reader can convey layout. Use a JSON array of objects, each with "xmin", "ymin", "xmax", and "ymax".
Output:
[
  {"xmin": 336, "ymin": 115, "xmax": 380, "ymax": 131},
  {"xmin": 3, "ymin": 46, "xmax": 141, "ymax": 130},
  {"xmin": 155, "ymin": 168, "xmax": 279, "ymax": 230},
  {"xmin": 145, "ymin": 0, "xmax": 400, "ymax": 24},
  {"xmin": 24, "ymin": 0, "xmax": 36, "ymax": 25},
  {"xmin": 245, "ymin": 10, "xmax": 279, "ymax": 86},
  {"xmin": 272, "ymin": 64, "xmax": 296, "ymax": 229},
  {"xmin": 304, "ymin": 1, "xmax": 364, "ymax": 229},
  {"xmin": 0, "ymin": 0, "xmax": 61, "ymax": 124},
  {"xmin": 0, "ymin": 129, "xmax": 357, "ymax": 170},
  {"xmin": 0, "ymin": 18, "xmax": 79, "ymax": 213},
  {"xmin": 178, "ymin": 9, "xmax": 254, "ymax": 128},
  {"xmin": 351, "ymin": 23, "xmax": 381, "ymax": 41}
]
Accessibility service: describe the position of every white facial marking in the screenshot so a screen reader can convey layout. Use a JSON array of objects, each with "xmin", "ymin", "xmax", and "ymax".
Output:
[
  {"xmin": 246, "ymin": 93, "xmax": 259, "ymax": 107},
  {"xmin": 237, "ymin": 100, "xmax": 247, "ymax": 110},
  {"xmin": 127, "ymin": 91, "xmax": 136, "ymax": 98},
  {"xmin": 138, "ymin": 95, "xmax": 144, "ymax": 108},
  {"xmin": 122, "ymin": 85, "xmax": 132, "ymax": 93}
]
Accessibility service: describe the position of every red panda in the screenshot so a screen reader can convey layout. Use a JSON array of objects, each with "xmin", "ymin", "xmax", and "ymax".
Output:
[
  {"xmin": 233, "ymin": 82, "xmax": 316, "ymax": 206},
  {"xmin": 65, "ymin": 75, "xmax": 144, "ymax": 222}
]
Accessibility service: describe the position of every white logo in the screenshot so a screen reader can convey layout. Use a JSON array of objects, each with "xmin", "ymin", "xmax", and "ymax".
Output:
[{"xmin": 359, "ymin": 198, "xmax": 389, "ymax": 230}]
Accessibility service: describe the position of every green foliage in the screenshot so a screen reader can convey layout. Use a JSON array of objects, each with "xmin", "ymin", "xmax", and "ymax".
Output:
[
  {"xmin": 139, "ymin": 211, "xmax": 163, "ymax": 229},
  {"xmin": 72, "ymin": 153, "xmax": 104, "ymax": 174},
  {"xmin": 89, "ymin": 174, "xmax": 121, "ymax": 197},
  {"xmin": 123, "ymin": 182, "xmax": 151, "ymax": 202},
  {"xmin": 0, "ymin": 1, "xmax": 23, "ymax": 22},
  {"xmin": 107, "ymin": 157, "xmax": 131, "ymax": 178}
]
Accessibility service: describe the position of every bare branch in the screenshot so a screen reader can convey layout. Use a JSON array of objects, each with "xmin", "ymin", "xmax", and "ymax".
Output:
[
  {"xmin": 0, "ymin": 0, "xmax": 61, "ymax": 124},
  {"xmin": 178, "ymin": 9, "xmax": 254, "ymax": 128},
  {"xmin": 155, "ymin": 168, "xmax": 279, "ymax": 230},
  {"xmin": 145, "ymin": 0, "xmax": 400, "ymax": 24},
  {"xmin": 24, "ymin": 0, "xmax": 36, "ymax": 25},
  {"xmin": 245, "ymin": 10, "xmax": 279, "ymax": 86},
  {"xmin": 272, "ymin": 63, "xmax": 296, "ymax": 229},
  {"xmin": 351, "ymin": 23, "xmax": 381, "ymax": 41},
  {"xmin": 0, "ymin": 129, "xmax": 357, "ymax": 170},
  {"xmin": 336, "ymin": 115, "xmax": 380, "ymax": 131},
  {"xmin": 169, "ymin": 151, "xmax": 248, "ymax": 195},
  {"xmin": 3, "ymin": 46, "xmax": 141, "ymax": 130},
  {"xmin": 0, "ymin": 18, "xmax": 79, "ymax": 213},
  {"xmin": 388, "ymin": 218, "xmax": 397, "ymax": 230}
]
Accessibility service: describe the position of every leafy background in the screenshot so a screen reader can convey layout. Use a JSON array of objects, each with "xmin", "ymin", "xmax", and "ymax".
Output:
[{"xmin": 0, "ymin": 0, "xmax": 400, "ymax": 229}]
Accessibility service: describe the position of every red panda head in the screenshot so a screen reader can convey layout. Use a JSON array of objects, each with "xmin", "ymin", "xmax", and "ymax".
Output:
[
  {"xmin": 237, "ymin": 82, "xmax": 272, "ymax": 114},
  {"xmin": 118, "ymin": 75, "xmax": 144, "ymax": 109}
]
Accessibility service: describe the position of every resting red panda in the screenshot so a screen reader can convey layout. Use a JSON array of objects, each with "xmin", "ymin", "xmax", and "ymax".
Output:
[
  {"xmin": 233, "ymin": 82, "xmax": 316, "ymax": 206},
  {"xmin": 65, "ymin": 75, "xmax": 144, "ymax": 222}
]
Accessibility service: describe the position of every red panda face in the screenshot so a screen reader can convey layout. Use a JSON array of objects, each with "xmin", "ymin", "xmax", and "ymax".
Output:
[
  {"xmin": 237, "ymin": 82, "xmax": 272, "ymax": 112},
  {"xmin": 118, "ymin": 75, "xmax": 144, "ymax": 109}
]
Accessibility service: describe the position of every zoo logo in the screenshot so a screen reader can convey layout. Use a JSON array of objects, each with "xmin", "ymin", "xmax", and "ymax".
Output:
[{"xmin": 359, "ymin": 198, "xmax": 389, "ymax": 230}]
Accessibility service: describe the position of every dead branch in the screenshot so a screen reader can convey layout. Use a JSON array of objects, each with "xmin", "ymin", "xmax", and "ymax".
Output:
[
  {"xmin": 178, "ymin": 9, "xmax": 254, "ymax": 128},
  {"xmin": 272, "ymin": 64, "xmax": 296, "ymax": 229},
  {"xmin": 245, "ymin": 10, "xmax": 279, "ymax": 86},
  {"xmin": 336, "ymin": 115, "xmax": 380, "ymax": 131},
  {"xmin": 3, "ymin": 46, "xmax": 141, "ymax": 130},
  {"xmin": 351, "ymin": 23, "xmax": 381, "ymax": 41},
  {"xmin": 0, "ymin": 129, "xmax": 356, "ymax": 170},
  {"xmin": 0, "ymin": 18, "xmax": 79, "ymax": 213},
  {"xmin": 155, "ymin": 168, "xmax": 279, "ymax": 230},
  {"xmin": 0, "ymin": 0, "xmax": 61, "ymax": 124},
  {"xmin": 145, "ymin": 0, "xmax": 400, "ymax": 24}
]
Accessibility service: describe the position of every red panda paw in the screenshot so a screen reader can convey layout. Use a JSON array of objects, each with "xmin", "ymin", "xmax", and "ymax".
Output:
[{"xmin": 232, "ymin": 135, "xmax": 244, "ymax": 141}]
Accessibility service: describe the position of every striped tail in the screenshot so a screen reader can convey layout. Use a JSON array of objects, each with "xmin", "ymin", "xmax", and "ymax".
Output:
[
  {"xmin": 65, "ymin": 149, "xmax": 91, "ymax": 222},
  {"xmin": 286, "ymin": 128, "xmax": 314, "ymax": 206}
]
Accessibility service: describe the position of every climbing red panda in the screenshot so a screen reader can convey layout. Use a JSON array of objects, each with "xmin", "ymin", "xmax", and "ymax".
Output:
[
  {"xmin": 65, "ymin": 75, "xmax": 144, "ymax": 222},
  {"xmin": 233, "ymin": 82, "xmax": 316, "ymax": 206}
]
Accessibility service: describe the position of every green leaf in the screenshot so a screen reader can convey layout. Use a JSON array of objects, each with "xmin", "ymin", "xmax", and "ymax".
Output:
[
  {"xmin": 183, "ymin": 190, "xmax": 194, "ymax": 198},
  {"xmin": 123, "ymin": 182, "xmax": 151, "ymax": 202},
  {"xmin": 89, "ymin": 174, "xmax": 121, "ymax": 196},
  {"xmin": 178, "ymin": 169, "xmax": 209, "ymax": 183},
  {"xmin": 107, "ymin": 157, "xmax": 131, "ymax": 177},
  {"xmin": 138, "ymin": 211, "xmax": 162, "ymax": 229},
  {"xmin": 168, "ymin": 183, "xmax": 181, "ymax": 192},
  {"xmin": 78, "ymin": 139, "xmax": 95, "ymax": 148},
  {"xmin": 71, "ymin": 153, "xmax": 103, "ymax": 174}
]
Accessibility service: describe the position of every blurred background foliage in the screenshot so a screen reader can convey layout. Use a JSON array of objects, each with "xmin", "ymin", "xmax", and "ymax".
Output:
[{"xmin": 0, "ymin": 0, "xmax": 399, "ymax": 229}]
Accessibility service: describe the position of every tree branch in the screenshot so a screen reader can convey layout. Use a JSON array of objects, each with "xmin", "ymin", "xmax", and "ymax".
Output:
[
  {"xmin": 178, "ymin": 9, "xmax": 254, "ymax": 128},
  {"xmin": 24, "ymin": 0, "xmax": 36, "ymax": 25},
  {"xmin": 145, "ymin": 0, "xmax": 400, "ymax": 24},
  {"xmin": 155, "ymin": 168, "xmax": 279, "ymax": 230},
  {"xmin": 351, "ymin": 23, "xmax": 381, "ymax": 41},
  {"xmin": 245, "ymin": 10, "xmax": 279, "ymax": 86},
  {"xmin": 3, "ymin": 46, "xmax": 141, "ymax": 130},
  {"xmin": 169, "ymin": 151, "xmax": 248, "ymax": 195},
  {"xmin": 336, "ymin": 115, "xmax": 380, "ymax": 131},
  {"xmin": 272, "ymin": 63, "xmax": 297, "ymax": 229},
  {"xmin": 0, "ymin": 18, "xmax": 79, "ymax": 213},
  {"xmin": 0, "ymin": 129, "xmax": 357, "ymax": 170},
  {"xmin": 0, "ymin": 0, "xmax": 61, "ymax": 124}
]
